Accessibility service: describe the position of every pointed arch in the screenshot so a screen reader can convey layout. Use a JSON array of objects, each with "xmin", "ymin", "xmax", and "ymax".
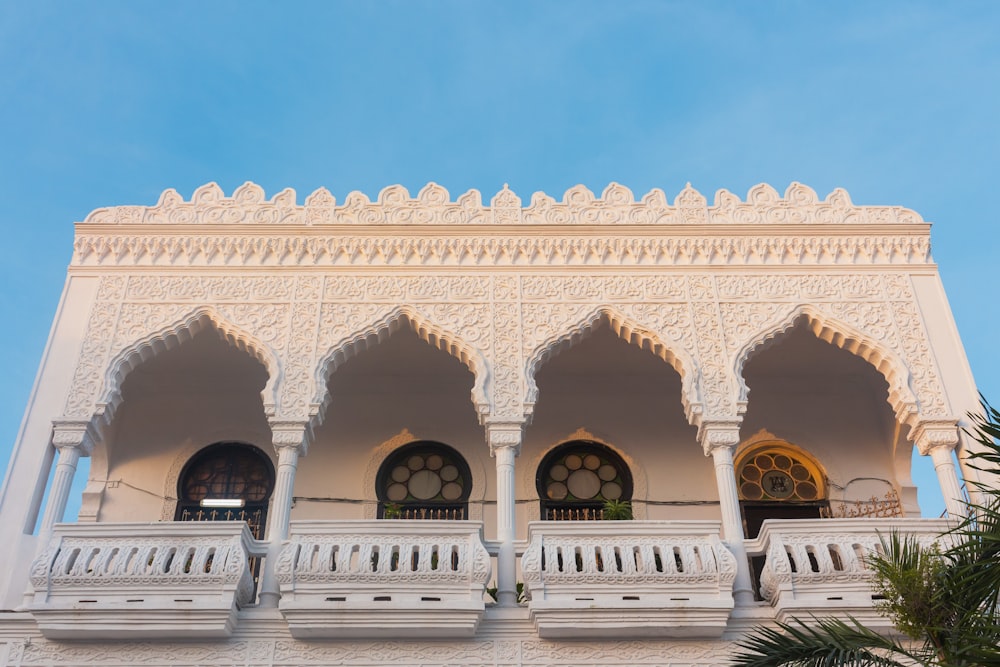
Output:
[
  {"xmin": 733, "ymin": 305, "xmax": 918, "ymax": 425},
  {"xmin": 524, "ymin": 307, "xmax": 701, "ymax": 421},
  {"xmin": 97, "ymin": 307, "xmax": 281, "ymax": 425},
  {"xmin": 312, "ymin": 306, "xmax": 489, "ymax": 428}
]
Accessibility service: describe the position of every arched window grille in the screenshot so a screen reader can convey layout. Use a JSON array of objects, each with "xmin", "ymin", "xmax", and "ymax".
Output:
[
  {"xmin": 537, "ymin": 440, "xmax": 633, "ymax": 520},
  {"xmin": 376, "ymin": 441, "xmax": 471, "ymax": 520},
  {"xmin": 175, "ymin": 442, "xmax": 275, "ymax": 540},
  {"xmin": 736, "ymin": 444, "xmax": 826, "ymax": 504}
]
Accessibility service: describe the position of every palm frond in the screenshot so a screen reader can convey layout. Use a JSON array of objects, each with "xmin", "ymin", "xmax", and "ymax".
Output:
[
  {"xmin": 868, "ymin": 532, "xmax": 950, "ymax": 642},
  {"xmin": 732, "ymin": 617, "xmax": 924, "ymax": 667}
]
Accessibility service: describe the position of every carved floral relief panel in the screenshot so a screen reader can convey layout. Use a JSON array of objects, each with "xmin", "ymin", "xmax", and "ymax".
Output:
[{"xmin": 61, "ymin": 272, "xmax": 952, "ymax": 432}]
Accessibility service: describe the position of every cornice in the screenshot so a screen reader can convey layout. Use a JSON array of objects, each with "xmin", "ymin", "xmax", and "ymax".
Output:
[
  {"xmin": 78, "ymin": 181, "xmax": 927, "ymax": 228},
  {"xmin": 71, "ymin": 232, "xmax": 932, "ymax": 267}
]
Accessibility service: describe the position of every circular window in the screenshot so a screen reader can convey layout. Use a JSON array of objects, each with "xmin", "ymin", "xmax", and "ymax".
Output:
[
  {"xmin": 376, "ymin": 441, "xmax": 471, "ymax": 519},
  {"xmin": 175, "ymin": 442, "xmax": 275, "ymax": 540},
  {"xmin": 178, "ymin": 442, "xmax": 274, "ymax": 504},
  {"xmin": 737, "ymin": 445, "xmax": 824, "ymax": 502},
  {"xmin": 537, "ymin": 440, "xmax": 632, "ymax": 520}
]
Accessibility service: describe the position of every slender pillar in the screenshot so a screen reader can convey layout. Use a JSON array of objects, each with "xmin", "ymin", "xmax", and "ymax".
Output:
[
  {"xmin": 699, "ymin": 421, "xmax": 755, "ymax": 606},
  {"xmin": 913, "ymin": 421, "xmax": 965, "ymax": 519},
  {"xmin": 258, "ymin": 420, "xmax": 310, "ymax": 609},
  {"xmin": 487, "ymin": 421, "xmax": 523, "ymax": 607},
  {"xmin": 39, "ymin": 422, "xmax": 95, "ymax": 535}
]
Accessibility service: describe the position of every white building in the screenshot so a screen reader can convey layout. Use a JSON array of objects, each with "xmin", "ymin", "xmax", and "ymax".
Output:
[{"xmin": 0, "ymin": 181, "xmax": 982, "ymax": 666}]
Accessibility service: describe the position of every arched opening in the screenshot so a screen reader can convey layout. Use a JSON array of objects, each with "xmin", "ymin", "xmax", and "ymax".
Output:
[
  {"xmin": 376, "ymin": 441, "xmax": 472, "ymax": 519},
  {"xmin": 175, "ymin": 442, "xmax": 275, "ymax": 538},
  {"xmin": 302, "ymin": 325, "xmax": 484, "ymax": 522},
  {"xmin": 740, "ymin": 320, "xmax": 910, "ymax": 522},
  {"xmin": 87, "ymin": 327, "xmax": 272, "ymax": 524},
  {"xmin": 536, "ymin": 440, "xmax": 632, "ymax": 520},
  {"xmin": 524, "ymin": 323, "xmax": 703, "ymax": 522}
]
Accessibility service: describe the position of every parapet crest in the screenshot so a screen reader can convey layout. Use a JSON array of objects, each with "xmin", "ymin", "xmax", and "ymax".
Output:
[{"xmin": 80, "ymin": 182, "xmax": 926, "ymax": 226}]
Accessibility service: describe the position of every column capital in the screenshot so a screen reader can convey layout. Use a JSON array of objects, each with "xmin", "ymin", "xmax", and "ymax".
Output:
[
  {"xmin": 485, "ymin": 420, "xmax": 524, "ymax": 457},
  {"xmin": 51, "ymin": 419, "xmax": 98, "ymax": 456},
  {"xmin": 911, "ymin": 419, "xmax": 960, "ymax": 456},
  {"xmin": 268, "ymin": 419, "xmax": 313, "ymax": 456},
  {"xmin": 696, "ymin": 420, "xmax": 743, "ymax": 456}
]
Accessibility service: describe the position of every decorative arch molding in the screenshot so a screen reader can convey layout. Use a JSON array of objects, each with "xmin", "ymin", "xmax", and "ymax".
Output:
[
  {"xmin": 94, "ymin": 307, "xmax": 281, "ymax": 426},
  {"xmin": 360, "ymin": 429, "xmax": 487, "ymax": 521},
  {"xmin": 312, "ymin": 306, "xmax": 490, "ymax": 427},
  {"xmin": 523, "ymin": 306, "xmax": 701, "ymax": 422},
  {"xmin": 521, "ymin": 428, "xmax": 649, "ymax": 522},
  {"xmin": 733, "ymin": 305, "xmax": 919, "ymax": 426}
]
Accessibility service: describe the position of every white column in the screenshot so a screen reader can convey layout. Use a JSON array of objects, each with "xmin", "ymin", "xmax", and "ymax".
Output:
[
  {"xmin": 913, "ymin": 421, "xmax": 965, "ymax": 518},
  {"xmin": 699, "ymin": 422, "xmax": 755, "ymax": 606},
  {"xmin": 487, "ymin": 421, "xmax": 523, "ymax": 607},
  {"xmin": 39, "ymin": 422, "xmax": 95, "ymax": 535},
  {"xmin": 258, "ymin": 420, "xmax": 310, "ymax": 609}
]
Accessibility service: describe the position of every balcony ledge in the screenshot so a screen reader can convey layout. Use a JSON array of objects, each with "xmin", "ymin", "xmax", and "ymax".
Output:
[
  {"xmin": 275, "ymin": 520, "xmax": 492, "ymax": 639},
  {"xmin": 522, "ymin": 520, "xmax": 737, "ymax": 639},
  {"xmin": 27, "ymin": 522, "xmax": 261, "ymax": 640}
]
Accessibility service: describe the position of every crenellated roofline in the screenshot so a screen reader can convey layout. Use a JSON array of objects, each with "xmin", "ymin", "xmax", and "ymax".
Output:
[{"xmin": 79, "ymin": 181, "xmax": 926, "ymax": 227}]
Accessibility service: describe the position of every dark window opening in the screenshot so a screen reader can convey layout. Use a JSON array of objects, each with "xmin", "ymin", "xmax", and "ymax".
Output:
[
  {"xmin": 376, "ymin": 441, "xmax": 471, "ymax": 519},
  {"xmin": 537, "ymin": 440, "xmax": 633, "ymax": 520}
]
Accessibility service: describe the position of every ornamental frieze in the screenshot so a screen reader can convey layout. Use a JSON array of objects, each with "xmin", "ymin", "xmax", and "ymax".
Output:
[{"xmin": 72, "ymin": 233, "xmax": 932, "ymax": 267}]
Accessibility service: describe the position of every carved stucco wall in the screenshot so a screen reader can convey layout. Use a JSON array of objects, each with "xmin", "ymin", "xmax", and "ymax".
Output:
[
  {"xmin": 61, "ymin": 181, "xmax": 951, "ymax": 438},
  {"xmin": 1, "ymin": 637, "xmax": 739, "ymax": 667},
  {"xmin": 62, "ymin": 272, "xmax": 950, "ymax": 436}
]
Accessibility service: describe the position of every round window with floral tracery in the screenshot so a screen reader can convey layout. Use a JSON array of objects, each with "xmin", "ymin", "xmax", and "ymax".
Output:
[
  {"xmin": 737, "ymin": 446, "xmax": 824, "ymax": 502},
  {"xmin": 376, "ymin": 441, "xmax": 471, "ymax": 519},
  {"xmin": 537, "ymin": 440, "xmax": 632, "ymax": 519}
]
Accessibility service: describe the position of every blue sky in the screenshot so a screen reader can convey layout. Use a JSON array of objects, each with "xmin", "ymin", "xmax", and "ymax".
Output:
[{"xmin": 1, "ymin": 1, "xmax": 997, "ymax": 519}]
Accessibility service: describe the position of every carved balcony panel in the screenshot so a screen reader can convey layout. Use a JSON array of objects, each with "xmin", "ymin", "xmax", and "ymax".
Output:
[
  {"xmin": 747, "ymin": 518, "xmax": 952, "ymax": 626},
  {"xmin": 521, "ymin": 521, "xmax": 737, "ymax": 639},
  {"xmin": 275, "ymin": 520, "xmax": 492, "ymax": 639},
  {"xmin": 28, "ymin": 522, "xmax": 262, "ymax": 640}
]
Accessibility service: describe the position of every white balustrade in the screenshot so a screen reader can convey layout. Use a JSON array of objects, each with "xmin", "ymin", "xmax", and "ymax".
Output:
[
  {"xmin": 747, "ymin": 517, "xmax": 952, "ymax": 624},
  {"xmin": 521, "ymin": 521, "xmax": 737, "ymax": 638},
  {"xmin": 275, "ymin": 520, "xmax": 492, "ymax": 638},
  {"xmin": 28, "ymin": 521, "xmax": 262, "ymax": 639}
]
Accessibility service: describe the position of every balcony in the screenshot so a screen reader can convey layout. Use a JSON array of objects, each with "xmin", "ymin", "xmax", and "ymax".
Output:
[
  {"xmin": 746, "ymin": 517, "xmax": 952, "ymax": 626},
  {"xmin": 27, "ymin": 521, "xmax": 261, "ymax": 640},
  {"xmin": 21, "ymin": 516, "xmax": 956, "ymax": 641},
  {"xmin": 275, "ymin": 520, "xmax": 492, "ymax": 638},
  {"xmin": 521, "ymin": 520, "xmax": 737, "ymax": 639}
]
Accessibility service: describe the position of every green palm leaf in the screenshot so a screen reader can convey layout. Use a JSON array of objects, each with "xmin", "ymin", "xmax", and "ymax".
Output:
[{"xmin": 733, "ymin": 617, "xmax": 925, "ymax": 667}]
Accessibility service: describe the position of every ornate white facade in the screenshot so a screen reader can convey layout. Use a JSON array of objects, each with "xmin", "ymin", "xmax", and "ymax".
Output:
[{"xmin": 0, "ymin": 181, "xmax": 983, "ymax": 666}]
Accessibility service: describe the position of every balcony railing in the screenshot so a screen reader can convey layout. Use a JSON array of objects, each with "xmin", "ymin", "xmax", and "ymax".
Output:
[
  {"xmin": 27, "ymin": 521, "xmax": 262, "ymax": 639},
  {"xmin": 274, "ymin": 520, "xmax": 492, "ymax": 638},
  {"xmin": 21, "ymin": 516, "xmax": 955, "ymax": 640},
  {"xmin": 521, "ymin": 520, "xmax": 737, "ymax": 638},
  {"xmin": 746, "ymin": 517, "xmax": 952, "ymax": 624}
]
